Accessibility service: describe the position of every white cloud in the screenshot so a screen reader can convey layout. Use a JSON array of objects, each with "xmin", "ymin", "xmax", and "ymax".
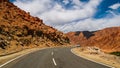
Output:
[
  {"xmin": 109, "ymin": 3, "xmax": 120, "ymax": 9},
  {"xmin": 14, "ymin": 0, "xmax": 101, "ymax": 26},
  {"xmin": 14, "ymin": 0, "xmax": 53, "ymax": 15},
  {"xmin": 72, "ymin": 0, "xmax": 83, "ymax": 6},
  {"xmin": 13, "ymin": 0, "xmax": 120, "ymax": 32},
  {"xmin": 39, "ymin": 0, "xmax": 101, "ymax": 26},
  {"xmin": 63, "ymin": 0, "xmax": 70, "ymax": 5},
  {"xmin": 56, "ymin": 14, "xmax": 120, "ymax": 32}
]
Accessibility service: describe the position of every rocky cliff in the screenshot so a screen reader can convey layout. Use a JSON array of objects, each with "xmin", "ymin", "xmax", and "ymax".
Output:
[
  {"xmin": 66, "ymin": 27, "xmax": 120, "ymax": 53},
  {"xmin": 0, "ymin": 0, "xmax": 69, "ymax": 54}
]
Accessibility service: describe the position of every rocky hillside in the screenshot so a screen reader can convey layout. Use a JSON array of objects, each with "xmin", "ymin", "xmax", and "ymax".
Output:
[
  {"xmin": 66, "ymin": 31, "xmax": 95, "ymax": 45},
  {"xmin": 0, "ymin": 0, "xmax": 69, "ymax": 54},
  {"xmin": 66, "ymin": 27, "xmax": 120, "ymax": 53}
]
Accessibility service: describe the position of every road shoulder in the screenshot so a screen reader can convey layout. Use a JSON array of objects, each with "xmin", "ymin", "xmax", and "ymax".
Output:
[
  {"xmin": 71, "ymin": 47, "xmax": 120, "ymax": 68},
  {"xmin": 0, "ymin": 47, "xmax": 47, "ymax": 66}
]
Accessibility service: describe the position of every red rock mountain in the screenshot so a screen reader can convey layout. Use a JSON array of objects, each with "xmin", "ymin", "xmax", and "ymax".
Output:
[
  {"xmin": 66, "ymin": 27, "xmax": 120, "ymax": 53},
  {"xmin": 0, "ymin": 0, "xmax": 69, "ymax": 53}
]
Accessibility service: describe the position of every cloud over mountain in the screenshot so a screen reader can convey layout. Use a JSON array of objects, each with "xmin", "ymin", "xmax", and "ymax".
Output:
[{"xmin": 13, "ymin": 0, "xmax": 120, "ymax": 32}]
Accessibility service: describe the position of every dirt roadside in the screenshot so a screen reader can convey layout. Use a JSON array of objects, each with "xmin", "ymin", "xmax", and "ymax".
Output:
[{"xmin": 72, "ymin": 47, "xmax": 120, "ymax": 68}]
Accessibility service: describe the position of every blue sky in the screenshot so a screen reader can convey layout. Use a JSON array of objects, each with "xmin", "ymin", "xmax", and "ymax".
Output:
[
  {"xmin": 94, "ymin": 0, "xmax": 120, "ymax": 18},
  {"xmin": 10, "ymin": 0, "xmax": 120, "ymax": 32}
]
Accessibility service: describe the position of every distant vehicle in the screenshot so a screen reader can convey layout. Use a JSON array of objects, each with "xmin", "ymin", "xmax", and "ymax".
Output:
[{"xmin": 76, "ymin": 45, "xmax": 80, "ymax": 47}]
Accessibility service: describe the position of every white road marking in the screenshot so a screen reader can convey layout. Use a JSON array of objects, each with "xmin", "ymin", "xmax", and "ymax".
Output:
[
  {"xmin": 0, "ymin": 55, "xmax": 24, "ymax": 68},
  {"xmin": 52, "ymin": 58, "xmax": 57, "ymax": 66},
  {"xmin": 51, "ymin": 52, "xmax": 54, "ymax": 55},
  {"xmin": 0, "ymin": 48, "xmax": 46, "ymax": 68},
  {"xmin": 71, "ymin": 49, "xmax": 115, "ymax": 68},
  {"xmin": 0, "ymin": 48, "xmax": 54, "ymax": 68}
]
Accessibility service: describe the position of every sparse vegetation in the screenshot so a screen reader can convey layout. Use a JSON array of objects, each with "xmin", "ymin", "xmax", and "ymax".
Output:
[
  {"xmin": 36, "ymin": 30, "xmax": 43, "ymax": 36},
  {"xmin": 110, "ymin": 52, "xmax": 120, "ymax": 56}
]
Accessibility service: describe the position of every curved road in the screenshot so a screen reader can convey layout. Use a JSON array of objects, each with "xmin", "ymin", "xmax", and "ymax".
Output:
[{"xmin": 1, "ymin": 47, "xmax": 110, "ymax": 68}]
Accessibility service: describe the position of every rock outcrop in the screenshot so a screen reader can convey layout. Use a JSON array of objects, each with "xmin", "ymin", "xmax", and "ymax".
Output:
[
  {"xmin": 0, "ymin": 0, "xmax": 9, "ymax": 2},
  {"xmin": 0, "ymin": 1, "xmax": 69, "ymax": 54},
  {"xmin": 66, "ymin": 27, "xmax": 120, "ymax": 53}
]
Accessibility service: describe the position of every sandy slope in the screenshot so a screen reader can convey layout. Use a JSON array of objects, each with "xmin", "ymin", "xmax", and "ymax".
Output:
[{"xmin": 72, "ymin": 47, "xmax": 120, "ymax": 68}]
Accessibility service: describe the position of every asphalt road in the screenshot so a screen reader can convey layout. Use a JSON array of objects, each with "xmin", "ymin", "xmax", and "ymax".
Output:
[{"xmin": 0, "ymin": 47, "xmax": 110, "ymax": 68}]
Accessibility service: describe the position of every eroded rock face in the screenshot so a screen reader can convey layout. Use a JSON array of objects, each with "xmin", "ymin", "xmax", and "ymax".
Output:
[
  {"xmin": 89, "ymin": 27, "xmax": 120, "ymax": 52},
  {"xmin": 66, "ymin": 31, "xmax": 94, "ymax": 45},
  {"xmin": 66, "ymin": 27, "xmax": 120, "ymax": 53},
  {"xmin": 0, "ymin": 1, "xmax": 69, "ymax": 50},
  {"xmin": 0, "ymin": 0, "xmax": 9, "ymax": 2}
]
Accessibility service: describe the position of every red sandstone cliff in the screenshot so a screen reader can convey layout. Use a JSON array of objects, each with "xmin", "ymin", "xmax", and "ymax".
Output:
[{"xmin": 66, "ymin": 27, "xmax": 120, "ymax": 53}]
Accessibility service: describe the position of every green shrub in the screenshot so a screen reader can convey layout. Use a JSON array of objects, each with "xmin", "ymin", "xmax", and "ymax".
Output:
[
  {"xmin": 36, "ymin": 30, "xmax": 43, "ymax": 36},
  {"xmin": 110, "ymin": 52, "xmax": 120, "ymax": 56}
]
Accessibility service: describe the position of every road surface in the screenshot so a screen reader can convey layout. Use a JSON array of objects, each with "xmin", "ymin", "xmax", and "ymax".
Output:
[{"xmin": 0, "ymin": 47, "xmax": 110, "ymax": 68}]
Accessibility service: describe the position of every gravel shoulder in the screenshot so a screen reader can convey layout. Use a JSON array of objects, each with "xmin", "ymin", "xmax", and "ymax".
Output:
[{"xmin": 72, "ymin": 47, "xmax": 120, "ymax": 68}]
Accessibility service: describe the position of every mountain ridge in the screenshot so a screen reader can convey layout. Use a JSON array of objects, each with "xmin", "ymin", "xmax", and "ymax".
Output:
[
  {"xmin": 66, "ymin": 27, "xmax": 120, "ymax": 53},
  {"xmin": 0, "ymin": 0, "xmax": 69, "ymax": 54}
]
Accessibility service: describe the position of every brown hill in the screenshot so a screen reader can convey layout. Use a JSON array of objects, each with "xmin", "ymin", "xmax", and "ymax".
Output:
[
  {"xmin": 0, "ymin": 0, "xmax": 69, "ymax": 54},
  {"xmin": 66, "ymin": 27, "xmax": 120, "ymax": 53}
]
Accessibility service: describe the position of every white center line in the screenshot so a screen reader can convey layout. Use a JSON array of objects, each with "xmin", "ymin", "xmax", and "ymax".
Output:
[
  {"xmin": 51, "ymin": 52, "xmax": 54, "ymax": 55},
  {"xmin": 52, "ymin": 58, "xmax": 57, "ymax": 66}
]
